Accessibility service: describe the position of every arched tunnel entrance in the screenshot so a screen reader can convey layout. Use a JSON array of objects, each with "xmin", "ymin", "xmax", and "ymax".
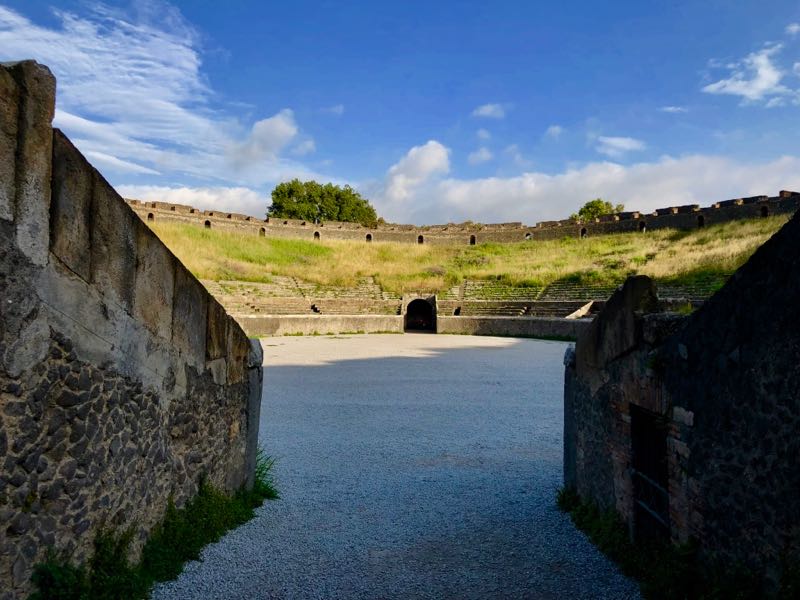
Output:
[{"xmin": 405, "ymin": 299, "xmax": 436, "ymax": 332}]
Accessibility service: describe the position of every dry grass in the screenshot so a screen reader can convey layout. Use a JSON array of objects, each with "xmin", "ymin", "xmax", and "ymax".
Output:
[{"xmin": 149, "ymin": 215, "xmax": 788, "ymax": 294}]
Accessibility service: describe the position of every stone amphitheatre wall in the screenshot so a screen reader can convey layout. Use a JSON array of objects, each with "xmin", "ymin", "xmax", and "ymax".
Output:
[
  {"xmin": 564, "ymin": 211, "xmax": 800, "ymax": 590},
  {"xmin": 128, "ymin": 191, "xmax": 800, "ymax": 246},
  {"xmin": 0, "ymin": 61, "xmax": 262, "ymax": 598}
]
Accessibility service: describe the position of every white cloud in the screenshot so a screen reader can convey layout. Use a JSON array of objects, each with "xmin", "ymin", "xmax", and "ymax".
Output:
[
  {"xmin": 595, "ymin": 136, "xmax": 646, "ymax": 158},
  {"xmin": 467, "ymin": 147, "xmax": 493, "ymax": 165},
  {"xmin": 702, "ymin": 44, "xmax": 788, "ymax": 103},
  {"xmin": 0, "ymin": 3, "xmax": 313, "ymax": 188},
  {"xmin": 545, "ymin": 125, "xmax": 563, "ymax": 139},
  {"xmin": 376, "ymin": 154, "xmax": 800, "ymax": 225},
  {"xmin": 476, "ymin": 128, "xmax": 491, "ymax": 140},
  {"xmin": 117, "ymin": 185, "xmax": 267, "ymax": 217},
  {"xmin": 321, "ymin": 104, "xmax": 345, "ymax": 116},
  {"xmin": 504, "ymin": 144, "xmax": 533, "ymax": 169},
  {"xmin": 471, "ymin": 103, "xmax": 506, "ymax": 119},
  {"xmin": 786, "ymin": 23, "xmax": 800, "ymax": 36},
  {"xmin": 230, "ymin": 110, "xmax": 299, "ymax": 167},
  {"xmin": 660, "ymin": 106, "xmax": 688, "ymax": 113},
  {"xmin": 383, "ymin": 140, "xmax": 450, "ymax": 202},
  {"xmin": 291, "ymin": 139, "xmax": 316, "ymax": 156}
]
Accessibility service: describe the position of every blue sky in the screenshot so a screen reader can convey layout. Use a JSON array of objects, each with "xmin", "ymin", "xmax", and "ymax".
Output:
[{"xmin": 2, "ymin": 1, "xmax": 800, "ymax": 224}]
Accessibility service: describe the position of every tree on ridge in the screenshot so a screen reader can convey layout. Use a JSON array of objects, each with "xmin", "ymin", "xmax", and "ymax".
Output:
[
  {"xmin": 570, "ymin": 198, "xmax": 625, "ymax": 222},
  {"xmin": 268, "ymin": 179, "xmax": 379, "ymax": 227}
]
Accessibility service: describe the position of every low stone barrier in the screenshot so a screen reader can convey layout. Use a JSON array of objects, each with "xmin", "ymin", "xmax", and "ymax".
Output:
[{"xmin": 437, "ymin": 316, "xmax": 589, "ymax": 340}]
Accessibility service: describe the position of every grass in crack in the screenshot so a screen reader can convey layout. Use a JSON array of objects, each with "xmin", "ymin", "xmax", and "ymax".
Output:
[{"xmin": 29, "ymin": 452, "xmax": 278, "ymax": 600}]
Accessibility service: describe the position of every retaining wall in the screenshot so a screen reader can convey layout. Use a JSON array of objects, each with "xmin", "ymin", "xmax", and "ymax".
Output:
[
  {"xmin": 0, "ymin": 61, "xmax": 262, "ymax": 598},
  {"xmin": 128, "ymin": 190, "xmax": 800, "ymax": 247},
  {"xmin": 236, "ymin": 315, "xmax": 403, "ymax": 336},
  {"xmin": 564, "ymin": 211, "xmax": 800, "ymax": 590},
  {"xmin": 437, "ymin": 316, "xmax": 589, "ymax": 340}
]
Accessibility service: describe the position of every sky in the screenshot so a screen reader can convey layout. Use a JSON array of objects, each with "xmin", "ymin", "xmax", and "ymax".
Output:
[{"xmin": 2, "ymin": 1, "xmax": 800, "ymax": 224}]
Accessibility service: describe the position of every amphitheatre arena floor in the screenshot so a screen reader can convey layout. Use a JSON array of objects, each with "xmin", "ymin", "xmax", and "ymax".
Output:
[{"xmin": 153, "ymin": 334, "xmax": 640, "ymax": 599}]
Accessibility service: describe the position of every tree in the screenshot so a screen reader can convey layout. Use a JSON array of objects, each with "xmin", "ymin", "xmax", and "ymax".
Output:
[
  {"xmin": 570, "ymin": 198, "xmax": 624, "ymax": 222},
  {"xmin": 268, "ymin": 179, "xmax": 379, "ymax": 227}
]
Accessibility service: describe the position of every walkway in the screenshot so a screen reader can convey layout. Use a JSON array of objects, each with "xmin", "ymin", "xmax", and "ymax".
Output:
[{"xmin": 153, "ymin": 334, "xmax": 640, "ymax": 599}]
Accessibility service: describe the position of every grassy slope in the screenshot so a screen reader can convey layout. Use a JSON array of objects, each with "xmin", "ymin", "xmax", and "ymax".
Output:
[{"xmin": 150, "ymin": 215, "xmax": 788, "ymax": 295}]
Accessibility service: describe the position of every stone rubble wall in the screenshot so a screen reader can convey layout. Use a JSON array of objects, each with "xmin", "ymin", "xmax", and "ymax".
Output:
[
  {"xmin": 0, "ymin": 61, "xmax": 262, "ymax": 599},
  {"xmin": 128, "ymin": 190, "xmax": 800, "ymax": 246},
  {"xmin": 564, "ymin": 210, "xmax": 800, "ymax": 590}
]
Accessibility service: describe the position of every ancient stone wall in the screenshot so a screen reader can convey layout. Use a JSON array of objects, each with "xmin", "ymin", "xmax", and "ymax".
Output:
[
  {"xmin": 564, "ymin": 210, "xmax": 800, "ymax": 589},
  {"xmin": 0, "ymin": 61, "xmax": 262, "ymax": 598},
  {"xmin": 128, "ymin": 190, "xmax": 800, "ymax": 247}
]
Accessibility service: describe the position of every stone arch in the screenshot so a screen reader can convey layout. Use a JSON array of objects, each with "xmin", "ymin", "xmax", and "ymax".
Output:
[
  {"xmin": 405, "ymin": 299, "xmax": 436, "ymax": 332},
  {"xmin": 314, "ymin": 231, "xmax": 320, "ymax": 240},
  {"xmin": 580, "ymin": 227, "xmax": 588, "ymax": 239},
  {"xmin": 170, "ymin": 206, "xmax": 176, "ymax": 211},
  {"xmin": 469, "ymin": 234, "xmax": 476, "ymax": 245},
  {"xmin": 638, "ymin": 221, "xmax": 646, "ymax": 232},
  {"xmin": 366, "ymin": 233, "xmax": 373, "ymax": 242},
  {"xmin": 524, "ymin": 232, "xmax": 532, "ymax": 240},
  {"xmin": 204, "ymin": 220, "xmax": 211, "ymax": 229},
  {"xmin": 417, "ymin": 235, "xmax": 424, "ymax": 244},
  {"xmin": 259, "ymin": 227, "xmax": 266, "ymax": 237},
  {"xmin": 147, "ymin": 213, "xmax": 154, "ymax": 222},
  {"xmin": 697, "ymin": 215, "xmax": 705, "ymax": 228},
  {"xmin": 226, "ymin": 213, "xmax": 233, "ymax": 219},
  {"xmin": 761, "ymin": 205, "xmax": 770, "ymax": 218}
]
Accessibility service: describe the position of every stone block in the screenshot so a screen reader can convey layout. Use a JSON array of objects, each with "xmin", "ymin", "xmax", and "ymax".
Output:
[
  {"xmin": 7, "ymin": 61, "xmax": 56, "ymax": 265},
  {"xmin": 171, "ymin": 265, "xmax": 207, "ymax": 366},
  {"xmin": 90, "ymin": 175, "xmax": 136, "ymax": 312},
  {"xmin": 244, "ymin": 339, "xmax": 263, "ymax": 490},
  {"xmin": 226, "ymin": 318, "xmax": 248, "ymax": 385},
  {"xmin": 206, "ymin": 299, "xmax": 228, "ymax": 360},
  {"xmin": 50, "ymin": 130, "xmax": 93, "ymax": 281},
  {"xmin": 0, "ymin": 67, "xmax": 18, "ymax": 221},
  {"xmin": 133, "ymin": 223, "xmax": 175, "ymax": 340}
]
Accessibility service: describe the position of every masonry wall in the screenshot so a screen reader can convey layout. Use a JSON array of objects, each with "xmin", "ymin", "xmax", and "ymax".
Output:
[
  {"xmin": 564, "ymin": 211, "xmax": 800, "ymax": 590},
  {"xmin": 128, "ymin": 191, "xmax": 800, "ymax": 247},
  {"xmin": 0, "ymin": 61, "xmax": 263, "ymax": 599}
]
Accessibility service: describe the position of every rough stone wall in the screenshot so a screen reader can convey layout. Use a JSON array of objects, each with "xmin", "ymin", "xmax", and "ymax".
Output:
[
  {"xmin": 128, "ymin": 190, "xmax": 799, "ymax": 247},
  {"xmin": 0, "ymin": 61, "xmax": 262, "ymax": 599},
  {"xmin": 564, "ymin": 210, "xmax": 800, "ymax": 589}
]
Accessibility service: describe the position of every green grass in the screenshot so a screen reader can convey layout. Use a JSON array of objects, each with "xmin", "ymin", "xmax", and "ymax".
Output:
[
  {"xmin": 150, "ymin": 215, "xmax": 788, "ymax": 295},
  {"xmin": 557, "ymin": 487, "xmax": 799, "ymax": 599},
  {"xmin": 28, "ymin": 452, "xmax": 278, "ymax": 600}
]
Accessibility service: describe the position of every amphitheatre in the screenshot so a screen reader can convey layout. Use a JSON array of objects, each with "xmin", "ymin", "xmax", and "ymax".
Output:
[{"xmin": 1, "ymin": 59, "xmax": 799, "ymax": 600}]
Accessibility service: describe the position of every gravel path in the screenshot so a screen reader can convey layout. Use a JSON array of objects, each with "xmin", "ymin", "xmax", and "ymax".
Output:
[{"xmin": 153, "ymin": 334, "xmax": 640, "ymax": 599}]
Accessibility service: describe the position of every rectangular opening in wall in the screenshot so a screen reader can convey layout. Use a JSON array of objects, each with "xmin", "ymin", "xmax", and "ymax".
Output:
[{"xmin": 630, "ymin": 404, "xmax": 670, "ymax": 542}]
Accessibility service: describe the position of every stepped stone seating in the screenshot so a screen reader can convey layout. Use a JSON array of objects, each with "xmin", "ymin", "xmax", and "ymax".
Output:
[
  {"xmin": 526, "ymin": 301, "xmax": 592, "ymax": 318},
  {"xmin": 656, "ymin": 275, "xmax": 730, "ymax": 301},
  {"xmin": 458, "ymin": 302, "xmax": 530, "ymax": 316},
  {"xmin": 311, "ymin": 299, "xmax": 402, "ymax": 315},
  {"xmin": 462, "ymin": 280, "xmax": 543, "ymax": 300},
  {"xmin": 537, "ymin": 280, "xmax": 620, "ymax": 302}
]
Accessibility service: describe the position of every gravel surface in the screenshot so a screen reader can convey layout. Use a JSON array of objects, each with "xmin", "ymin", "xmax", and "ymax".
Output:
[{"xmin": 153, "ymin": 334, "xmax": 640, "ymax": 599}]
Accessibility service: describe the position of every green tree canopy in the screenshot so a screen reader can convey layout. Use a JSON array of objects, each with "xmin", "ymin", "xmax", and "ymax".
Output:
[
  {"xmin": 268, "ymin": 179, "xmax": 379, "ymax": 227},
  {"xmin": 570, "ymin": 198, "xmax": 625, "ymax": 222}
]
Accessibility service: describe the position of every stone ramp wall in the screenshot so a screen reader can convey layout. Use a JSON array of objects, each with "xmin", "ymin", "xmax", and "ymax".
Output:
[
  {"xmin": 564, "ymin": 212, "xmax": 800, "ymax": 589},
  {"xmin": 0, "ymin": 61, "xmax": 262, "ymax": 598}
]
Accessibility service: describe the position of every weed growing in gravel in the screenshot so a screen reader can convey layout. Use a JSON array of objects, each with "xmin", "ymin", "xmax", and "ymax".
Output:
[
  {"xmin": 29, "ymin": 452, "xmax": 278, "ymax": 600},
  {"xmin": 556, "ymin": 487, "xmax": 800, "ymax": 599}
]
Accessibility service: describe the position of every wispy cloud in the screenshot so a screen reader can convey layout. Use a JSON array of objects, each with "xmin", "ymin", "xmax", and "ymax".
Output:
[
  {"xmin": 476, "ymin": 128, "xmax": 491, "ymax": 140},
  {"xmin": 504, "ymin": 144, "xmax": 533, "ymax": 169},
  {"xmin": 0, "ymin": 3, "xmax": 317, "ymax": 187},
  {"xmin": 321, "ymin": 104, "xmax": 345, "ymax": 116},
  {"xmin": 786, "ymin": 23, "xmax": 800, "ymax": 36},
  {"xmin": 702, "ymin": 44, "xmax": 788, "ymax": 104},
  {"xmin": 471, "ymin": 103, "xmax": 506, "ymax": 119},
  {"xmin": 595, "ymin": 136, "xmax": 646, "ymax": 158},
  {"xmin": 467, "ymin": 147, "xmax": 493, "ymax": 165},
  {"xmin": 660, "ymin": 105, "xmax": 688, "ymax": 113},
  {"xmin": 544, "ymin": 124, "xmax": 563, "ymax": 139}
]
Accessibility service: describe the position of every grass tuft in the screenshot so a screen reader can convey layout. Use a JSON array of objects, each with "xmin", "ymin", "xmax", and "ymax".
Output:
[{"xmin": 28, "ymin": 453, "xmax": 278, "ymax": 600}]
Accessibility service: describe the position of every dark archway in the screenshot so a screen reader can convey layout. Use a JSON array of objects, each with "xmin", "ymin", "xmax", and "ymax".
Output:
[
  {"xmin": 697, "ymin": 215, "xmax": 705, "ymax": 228},
  {"xmin": 405, "ymin": 299, "xmax": 436, "ymax": 332},
  {"xmin": 417, "ymin": 235, "xmax": 424, "ymax": 244},
  {"xmin": 366, "ymin": 233, "xmax": 372, "ymax": 242},
  {"xmin": 524, "ymin": 232, "xmax": 532, "ymax": 241},
  {"xmin": 147, "ymin": 213, "xmax": 154, "ymax": 222},
  {"xmin": 314, "ymin": 231, "xmax": 321, "ymax": 240},
  {"xmin": 580, "ymin": 227, "xmax": 587, "ymax": 239},
  {"xmin": 469, "ymin": 234, "xmax": 476, "ymax": 245},
  {"xmin": 204, "ymin": 220, "xmax": 211, "ymax": 229},
  {"xmin": 761, "ymin": 205, "xmax": 770, "ymax": 218},
  {"xmin": 259, "ymin": 227, "xmax": 266, "ymax": 237},
  {"xmin": 638, "ymin": 221, "xmax": 646, "ymax": 232}
]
